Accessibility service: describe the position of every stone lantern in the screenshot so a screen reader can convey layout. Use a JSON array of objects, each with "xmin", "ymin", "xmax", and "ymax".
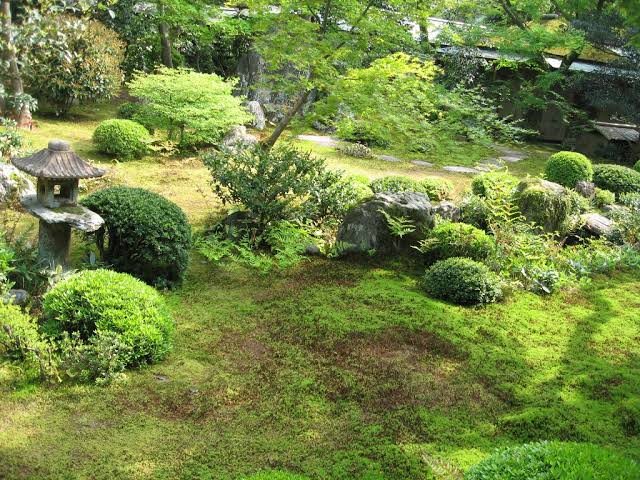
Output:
[{"xmin": 12, "ymin": 140, "xmax": 106, "ymax": 267}]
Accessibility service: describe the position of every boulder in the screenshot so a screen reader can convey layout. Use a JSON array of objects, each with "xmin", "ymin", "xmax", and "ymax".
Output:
[
  {"xmin": 2, "ymin": 289, "xmax": 28, "ymax": 306},
  {"xmin": 575, "ymin": 181, "xmax": 596, "ymax": 199},
  {"xmin": 222, "ymin": 126, "xmax": 258, "ymax": 151},
  {"xmin": 0, "ymin": 163, "xmax": 35, "ymax": 204},
  {"xmin": 581, "ymin": 213, "xmax": 614, "ymax": 237},
  {"xmin": 515, "ymin": 178, "xmax": 578, "ymax": 235},
  {"xmin": 433, "ymin": 201, "xmax": 461, "ymax": 222},
  {"xmin": 336, "ymin": 192, "xmax": 434, "ymax": 254},
  {"xmin": 246, "ymin": 101, "xmax": 266, "ymax": 130}
]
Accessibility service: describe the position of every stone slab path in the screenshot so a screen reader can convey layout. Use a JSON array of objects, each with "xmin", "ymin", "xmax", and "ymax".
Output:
[{"xmin": 297, "ymin": 134, "xmax": 530, "ymax": 175}]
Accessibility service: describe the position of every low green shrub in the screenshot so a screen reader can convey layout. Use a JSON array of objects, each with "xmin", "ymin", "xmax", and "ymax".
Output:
[
  {"xmin": 460, "ymin": 195, "xmax": 490, "ymax": 230},
  {"xmin": 423, "ymin": 257, "xmax": 502, "ymax": 306},
  {"xmin": 544, "ymin": 151, "xmax": 593, "ymax": 188},
  {"xmin": 43, "ymin": 269, "xmax": 174, "ymax": 365},
  {"xmin": 593, "ymin": 164, "xmax": 640, "ymax": 198},
  {"xmin": 92, "ymin": 119, "xmax": 150, "ymax": 159},
  {"xmin": 471, "ymin": 171, "xmax": 519, "ymax": 197},
  {"xmin": 0, "ymin": 303, "xmax": 40, "ymax": 362},
  {"xmin": 336, "ymin": 142, "xmax": 373, "ymax": 159},
  {"xmin": 82, "ymin": 187, "xmax": 192, "ymax": 288},
  {"xmin": 370, "ymin": 175, "xmax": 452, "ymax": 201},
  {"xmin": 417, "ymin": 221, "xmax": 495, "ymax": 261},
  {"xmin": 465, "ymin": 441, "xmax": 640, "ymax": 479},
  {"xmin": 593, "ymin": 188, "xmax": 616, "ymax": 208},
  {"xmin": 634, "ymin": 160, "xmax": 640, "ymax": 173},
  {"xmin": 117, "ymin": 101, "xmax": 143, "ymax": 120}
]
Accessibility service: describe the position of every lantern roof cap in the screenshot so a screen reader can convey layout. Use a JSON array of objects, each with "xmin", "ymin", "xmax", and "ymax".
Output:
[{"xmin": 12, "ymin": 139, "xmax": 106, "ymax": 179}]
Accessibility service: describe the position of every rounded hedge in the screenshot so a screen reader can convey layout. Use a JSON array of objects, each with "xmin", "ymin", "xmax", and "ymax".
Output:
[
  {"xmin": 544, "ymin": 151, "xmax": 593, "ymax": 188},
  {"xmin": 465, "ymin": 441, "xmax": 640, "ymax": 480},
  {"xmin": 423, "ymin": 257, "xmax": 502, "ymax": 306},
  {"xmin": 593, "ymin": 188, "xmax": 616, "ymax": 208},
  {"xmin": 424, "ymin": 222, "xmax": 495, "ymax": 261},
  {"xmin": 81, "ymin": 187, "xmax": 192, "ymax": 288},
  {"xmin": 43, "ymin": 269, "xmax": 175, "ymax": 365},
  {"xmin": 593, "ymin": 164, "xmax": 640, "ymax": 198},
  {"xmin": 370, "ymin": 175, "xmax": 452, "ymax": 201},
  {"xmin": 93, "ymin": 119, "xmax": 150, "ymax": 159},
  {"xmin": 471, "ymin": 171, "xmax": 519, "ymax": 198}
]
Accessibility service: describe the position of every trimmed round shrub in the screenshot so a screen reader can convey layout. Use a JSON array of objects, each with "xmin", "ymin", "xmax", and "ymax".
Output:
[
  {"xmin": 461, "ymin": 195, "xmax": 490, "ymax": 231},
  {"xmin": 243, "ymin": 472, "xmax": 309, "ymax": 480},
  {"xmin": 515, "ymin": 178, "xmax": 579, "ymax": 235},
  {"xmin": 593, "ymin": 164, "xmax": 640, "ymax": 198},
  {"xmin": 370, "ymin": 175, "xmax": 452, "ymax": 201},
  {"xmin": 423, "ymin": 221, "xmax": 495, "ymax": 261},
  {"xmin": 634, "ymin": 160, "xmax": 640, "ymax": 173},
  {"xmin": 93, "ymin": 119, "xmax": 150, "ymax": 159},
  {"xmin": 419, "ymin": 177, "xmax": 453, "ymax": 201},
  {"xmin": 423, "ymin": 257, "xmax": 502, "ymax": 306},
  {"xmin": 471, "ymin": 171, "xmax": 519, "ymax": 197},
  {"xmin": 593, "ymin": 188, "xmax": 616, "ymax": 208},
  {"xmin": 465, "ymin": 441, "xmax": 640, "ymax": 480},
  {"xmin": 81, "ymin": 187, "xmax": 192, "ymax": 288},
  {"xmin": 544, "ymin": 151, "xmax": 593, "ymax": 188},
  {"xmin": 43, "ymin": 269, "xmax": 175, "ymax": 365},
  {"xmin": 336, "ymin": 142, "xmax": 373, "ymax": 159}
]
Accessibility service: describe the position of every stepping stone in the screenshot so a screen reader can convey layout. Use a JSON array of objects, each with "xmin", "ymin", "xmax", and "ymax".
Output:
[
  {"xmin": 480, "ymin": 157, "xmax": 504, "ymax": 167},
  {"xmin": 494, "ymin": 145, "xmax": 525, "ymax": 157},
  {"xmin": 442, "ymin": 166, "xmax": 479, "ymax": 174},
  {"xmin": 296, "ymin": 134, "xmax": 339, "ymax": 148},
  {"xmin": 378, "ymin": 154, "xmax": 402, "ymax": 162},
  {"xmin": 411, "ymin": 160, "xmax": 434, "ymax": 167},
  {"xmin": 500, "ymin": 155, "xmax": 525, "ymax": 163},
  {"xmin": 475, "ymin": 165, "xmax": 493, "ymax": 172}
]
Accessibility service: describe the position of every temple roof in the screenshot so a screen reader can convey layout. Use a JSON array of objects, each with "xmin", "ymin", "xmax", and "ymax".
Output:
[{"xmin": 12, "ymin": 140, "xmax": 106, "ymax": 179}]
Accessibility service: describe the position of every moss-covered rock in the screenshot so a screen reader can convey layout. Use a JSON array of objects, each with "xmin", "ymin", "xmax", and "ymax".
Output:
[{"xmin": 515, "ymin": 178, "xmax": 579, "ymax": 235}]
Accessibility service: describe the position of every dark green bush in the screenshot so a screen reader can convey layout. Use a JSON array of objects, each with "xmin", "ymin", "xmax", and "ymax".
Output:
[
  {"xmin": 117, "ymin": 101, "xmax": 143, "ymax": 120},
  {"xmin": 471, "ymin": 171, "xmax": 519, "ymax": 197},
  {"xmin": 93, "ymin": 119, "xmax": 150, "ymax": 159},
  {"xmin": 593, "ymin": 188, "xmax": 616, "ymax": 208},
  {"xmin": 0, "ymin": 303, "xmax": 40, "ymax": 362},
  {"xmin": 465, "ymin": 441, "xmax": 640, "ymax": 479},
  {"xmin": 370, "ymin": 175, "xmax": 452, "ymax": 201},
  {"xmin": 423, "ymin": 257, "xmax": 502, "ymax": 306},
  {"xmin": 634, "ymin": 160, "xmax": 640, "ymax": 173},
  {"xmin": 43, "ymin": 269, "xmax": 174, "ymax": 365},
  {"xmin": 82, "ymin": 187, "xmax": 192, "ymax": 288},
  {"xmin": 544, "ymin": 151, "xmax": 593, "ymax": 188},
  {"xmin": 460, "ymin": 195, "xmax": 490, "ymax": 230},
  {"xmin": 593, "ymin": 164, "xmax": 640, "ymax": 198},
  {"xmin": 418, "ymin": 221, "xmax": 495, "ymax": 261},
  {"xmin": 204, "ymin": 145, "xmax": 356, "ymax": 233}
]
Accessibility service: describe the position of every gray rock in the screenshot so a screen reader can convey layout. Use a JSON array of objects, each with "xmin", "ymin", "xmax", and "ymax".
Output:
[
  {"xmin": 442, "ymin": 166, "xmax": 479, "ymax": 174},
  {"xmin": 377, "ymin": 154, "xmax": 402, "ymax": 163},
  {"xmin": 222, "ymin": 126, "xmax": 258, "ymax": 151},
  {"xmin": 581, "ymin": 213, "xmax": 614, "ymax": 237},
  {"xmin": 433, "ymin": 201, "xmax": 461, "ymax": 222},
  {"xmin": 0, "ymin": 163, "xmax": 35, "ymax": 204},
  {"xmin": 575, "ymin": 181, "xmax": 596, "ymax": 199},
  {"xmin": 304, "ymin": 244, "xmax": 321, "ymax": 256},
  {"xmin": 602, "ymin": 204, "xmax": 628, "ymax": 216},
  {"xmin": 411, "ymin": 160, "xmax": 434, "ymax": 167},
  {"xmin": 2, "ymin": 289, "xmax": 28, "ymax": 306},
  {"xmin": 499, "ymin": 155, "xmax": 525, "ymax": 163},
  {"xmin": 246, "ymin": 101, "xmax": 266, "ymax": 130},
  {"xmin": 336, "ymin": 192, "xmax": 434, "ymax": 254}
]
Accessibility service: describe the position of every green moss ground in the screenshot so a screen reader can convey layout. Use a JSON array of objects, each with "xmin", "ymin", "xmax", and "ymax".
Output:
[{"xmin": 1, "ymin": 104, "xmax": 638, "ymax": 479}]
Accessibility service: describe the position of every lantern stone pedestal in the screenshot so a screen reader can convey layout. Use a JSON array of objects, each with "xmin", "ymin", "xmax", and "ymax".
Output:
[{"xmin": 11, "ymin": 139, "xmax": 106, "ymax": 268}]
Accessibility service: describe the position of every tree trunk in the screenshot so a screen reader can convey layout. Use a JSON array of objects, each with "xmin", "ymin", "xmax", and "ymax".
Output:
[
  {"xmin": 1, "ymin": 0, "xmax": 31, "ymax": 128},
  {"xmin": 159, "ymin": 22, "xmax": 173, "ymax": 68},
  {"xmin": 261, "ymin": 89, "xmax": 312, "ymax": 149}
]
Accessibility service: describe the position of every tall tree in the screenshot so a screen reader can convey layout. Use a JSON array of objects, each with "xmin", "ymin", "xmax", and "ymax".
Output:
[
  {"xmin": 0, "ymin": 0, "xmax": 31, "ymax": 128},
  {"xmin": 248, "ymin": 0, "xmax": 430, "ymax": 148}
]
